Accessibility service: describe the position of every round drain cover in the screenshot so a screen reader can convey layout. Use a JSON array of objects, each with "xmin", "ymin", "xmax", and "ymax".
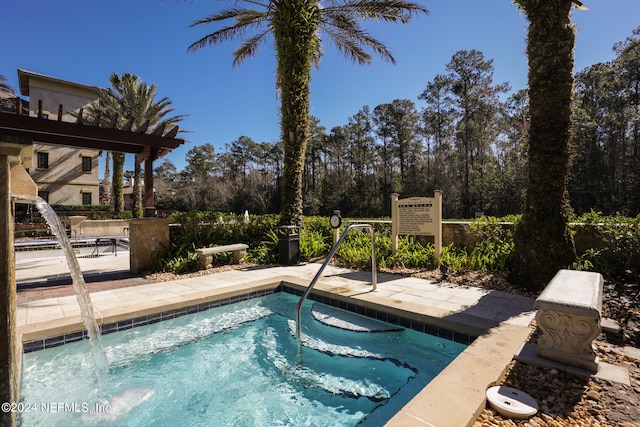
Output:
[{"xmin": 486, "ymin": 386, "xmax": 538, "ymax": 419}]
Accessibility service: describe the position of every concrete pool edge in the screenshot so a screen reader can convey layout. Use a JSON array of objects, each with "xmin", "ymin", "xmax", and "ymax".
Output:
[
  {"xmin": 18, "ymin": 274, "xmax": 534, "ymax": 427},
  {"xmin": 18, "ymin": 277, "xmax": 282, "ymax": 344}
]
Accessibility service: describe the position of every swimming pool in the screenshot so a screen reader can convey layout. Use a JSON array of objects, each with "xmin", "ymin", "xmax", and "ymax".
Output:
[{"xmin": 19, "ymin": 292, "xmax": 466, "ymax": 426}]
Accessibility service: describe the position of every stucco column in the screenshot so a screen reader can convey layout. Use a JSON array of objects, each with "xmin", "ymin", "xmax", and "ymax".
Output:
[
  {"xmin": 129, "ymin": 218, "xmax": 170, "ymax": 274},
  {"xmin": 391, "ymin": 193, "xmax": 399, "ymax": 254},
  {"xmin": 434, "ymin": 190, "xmax": 443, "ymax": 259},
  {"xmin": 0, "ymin": 154, "xmax": 19, "ymax": 427}
]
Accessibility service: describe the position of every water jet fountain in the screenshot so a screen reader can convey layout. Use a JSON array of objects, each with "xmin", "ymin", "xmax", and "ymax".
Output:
[
  {"xmin": 1, "ymin": 137, "xmax": 109, "ymax": 425},
  {"xmin": 12, "ymin": 195, "xmax": 109, "ymax": 390}
]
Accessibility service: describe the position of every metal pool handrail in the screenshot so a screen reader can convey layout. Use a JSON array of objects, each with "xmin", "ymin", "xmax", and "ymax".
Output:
[{"xmin": 295, "ymin": 223, "xmax": 377, "ymax": 342}]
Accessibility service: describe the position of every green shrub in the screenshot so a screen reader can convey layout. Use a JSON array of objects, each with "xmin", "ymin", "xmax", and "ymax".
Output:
[
  {"xmin": 300, "ymin": 230, "xmax": 331, "ymax": 259},
  {"xmin": 162, "ymin": 249, "xmax": 200, "ymax": 274},
  {"xmin": 156, "ymin": 212, "xmax": 638, "ymax": 282},
  {"xmin": 14, "ymin": 203, "xmax": 115, "ymax": 223},
  {"xmin": 333, "ymin": 216, "xmax": 515, "ymax": 273},
  {"xmin": 466, "ymin": 216, "xmax": 515, "ymax": 271},
  {"xmin": 334, "ymin": 227, "xmax": 386, "ymax": 267},
  {"xmin": 246, "ymin": 229, "xmax": 279, "ymax": 264},
  {"xmin": 571, "ymin": 211, "xmax": 640, "ymax": 281},
  {"xmin": 386, "ymin": 236, "xmax": 437, "ymax": 269},
  {"xmin": 162, "ymin": 212, "xmax": 282, "ymax": 272},
  {"xmin": 299, "ymin": 216, "xmax": 332, "ymax": 259}
]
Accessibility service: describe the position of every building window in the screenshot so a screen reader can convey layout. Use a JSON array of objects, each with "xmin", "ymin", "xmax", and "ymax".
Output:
[
  {"xmin": 81, "ymin": 156, "xmax": 92, "ymax": 172},
  {"xmin": 82, "ymin": 192, "xmax": 92, "ymax": 206},
  {"xmin": 38, "ymin": 191, "xmax": 49, "ymax": 203},
  {"xmin": 37, "ymin": 152, "xmax": 49, "ymax": 169}
]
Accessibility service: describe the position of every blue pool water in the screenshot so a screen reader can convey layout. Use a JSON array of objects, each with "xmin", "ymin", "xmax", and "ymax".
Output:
[{"xmin": 19, "ymin": 292, "xmax": 466, "ymax": 426}]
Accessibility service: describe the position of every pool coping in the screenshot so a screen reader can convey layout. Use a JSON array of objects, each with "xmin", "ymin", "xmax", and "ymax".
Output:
[{"xmin": 17, "ymin": 275, "xmax": 533, "ymax": 427}]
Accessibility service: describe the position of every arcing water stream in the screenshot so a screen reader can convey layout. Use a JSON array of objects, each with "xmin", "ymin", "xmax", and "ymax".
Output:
[{"xmin": 14, "ymin": 195, "xmax": 108, "ymax": 392}]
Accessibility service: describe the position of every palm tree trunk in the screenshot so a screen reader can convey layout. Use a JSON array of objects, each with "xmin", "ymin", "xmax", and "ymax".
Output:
[
  {"xmin": 510, "ymin": 0, "xmax": 576, "ymax": 291},
  {"xmin": 101, "ymin": 151, "xmax": 112, "ymax": 206},
  {"xmin": 133, "ymin": 160, "xmax": 143, "ymax": 218},
  {"xmin": 112, "ymin": 152, "xmax": 125, "ymax": 217},
  {"xmin": 273, "ymin": 0, "xmax": 318, "ymax": 226}
]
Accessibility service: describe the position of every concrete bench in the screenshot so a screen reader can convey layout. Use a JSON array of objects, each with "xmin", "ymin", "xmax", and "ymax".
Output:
[
  {"xmin": 196, "ymin": 244, "xmax": 249, "ymax": 268},
  {"xmin": 534, "ymin": 269, "xmax": 603, "ymax": 371}
]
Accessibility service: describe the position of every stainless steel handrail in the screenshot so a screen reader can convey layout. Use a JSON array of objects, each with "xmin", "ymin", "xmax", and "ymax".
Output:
[{"xmin": 295, "ymin": 223, "xmax": 377, "ymax": 342}]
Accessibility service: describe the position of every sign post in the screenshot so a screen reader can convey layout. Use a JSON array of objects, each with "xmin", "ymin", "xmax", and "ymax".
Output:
[{"xmin": 391, "ymin": 191, "xmax": 442, "ymax": 258}]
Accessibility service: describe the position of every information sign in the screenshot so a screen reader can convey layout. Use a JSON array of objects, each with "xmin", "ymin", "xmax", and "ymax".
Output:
[{"xmin": 391, "ymin": 191, "xmax": 442, "ymax": 258}]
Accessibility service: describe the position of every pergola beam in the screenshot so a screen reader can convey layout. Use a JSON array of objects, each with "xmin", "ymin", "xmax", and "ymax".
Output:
[
  {"xmin": 0, "ymin": 111, "xmax": 184, "ymax": 163},
  {"xmin": 0, "ymin": 109, "xmax": 185, "ymax": 216}
]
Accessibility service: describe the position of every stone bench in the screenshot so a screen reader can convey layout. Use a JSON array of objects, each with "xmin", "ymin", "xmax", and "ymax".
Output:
[
  {"xmin": 534, "ymin": 269, "xmax": 604, "ymax": 371},
  {"xmin": 196, "ymin": 244, "xmax": 249, "ymax": 268}
]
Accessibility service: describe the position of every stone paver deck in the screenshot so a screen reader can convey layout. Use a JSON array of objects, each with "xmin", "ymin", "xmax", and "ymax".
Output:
[{"xmin": 16, "ymin": 258, "xmax": 536, "ymax": 427}]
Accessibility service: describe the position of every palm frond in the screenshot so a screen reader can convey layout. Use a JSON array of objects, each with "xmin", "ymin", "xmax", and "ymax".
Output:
[
  {"xmin": 322, "ymin": 0, "xmax": 428, "ymax": 24},
  {"xmin": 189, "ymin": 8, "xmax": 255, "ymax": 27},
  {"xmin": 84, "ymin": 71, "xmax": 186, "ymax": 133},
  {"xmin": 320, "ymin": 13, "xmax": 394, "ymax": 64},
  {"xmin": 312, "ymin": 32, "xmax": 323, "ymax": 68},
  {"xmin": 233, "ymin": 29, "xmax": 272, "ymax": 66},
  {"xmin": 0, "ymin": 74, "xmax": 14, "ymax": 94},
  {"xmin": 321, "ymin": 25, "xmax": 374, "ymax": 64},
  {"xmin": 188, "ymin": 8, "xmax": 270, "ymax": 52}
]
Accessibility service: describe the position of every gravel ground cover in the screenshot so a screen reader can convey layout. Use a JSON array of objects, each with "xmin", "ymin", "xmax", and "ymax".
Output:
[{"xmin": 405, "ymin": 269, "xmax": 640, "ymax": 427}]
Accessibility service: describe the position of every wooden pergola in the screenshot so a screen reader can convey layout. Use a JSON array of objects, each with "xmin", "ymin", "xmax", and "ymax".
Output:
[{"xmin": 0, "ymin": 102, "xmax": 185, "ymax": 217}]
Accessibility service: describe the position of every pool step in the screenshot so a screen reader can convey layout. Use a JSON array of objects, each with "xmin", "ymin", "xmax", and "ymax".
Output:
[
  {"xmin": 261, "ymin": 320, "xmax": 416, "ymax": 403},
  {"xmin": 311, "ymin": 304, "xmax": 404, "ymax": 333}
]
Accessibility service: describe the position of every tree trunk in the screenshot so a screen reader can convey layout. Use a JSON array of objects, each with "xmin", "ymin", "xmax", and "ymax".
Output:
[
  {"xmin": 101, "ymin": 151, "xmax": 112, "ymax": 205},
  {"xmin": 112, "ymin": 152, "xmax": 125, "ymax": 217},
  {"xmin": 133, "ymin": 160, "xmax": 143, "ymax": 218},
  {"xmin": 273, "ymin": 0, "xmax": 317, "ymax": 226},
  {"xmin": 510, "ymin": 0, "xmax": 576, "ymax": 291}
]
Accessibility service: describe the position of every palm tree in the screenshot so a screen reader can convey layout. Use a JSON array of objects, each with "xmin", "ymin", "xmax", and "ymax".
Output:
[
  {"xmin": 89, "ymin": 72, "xmax": 186, "ymax": 217},
  {"xmin": 0, "ymin": 74, "xmax": 13, "ymax": 93},
  {"xmin": 509, "ymin": 0, "xmax": 584, "ymax": 290},
  {"xmin": 188, "ymin": 0, "xmax": 428, "ymax": 225},
  {"xmin": 1, "ymin": 74, "xmax": 16, "ymax": 111}
]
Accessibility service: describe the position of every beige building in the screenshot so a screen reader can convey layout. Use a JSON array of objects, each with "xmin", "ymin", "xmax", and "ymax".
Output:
[{"xmin": 18, "ymin": 69, "xmax": 100, "ymax": 205}]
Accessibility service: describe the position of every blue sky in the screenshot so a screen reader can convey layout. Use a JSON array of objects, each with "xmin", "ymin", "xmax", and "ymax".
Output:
[{"xmin": 2, "ymin": 0, "xmax": 639, "ymax": 173}]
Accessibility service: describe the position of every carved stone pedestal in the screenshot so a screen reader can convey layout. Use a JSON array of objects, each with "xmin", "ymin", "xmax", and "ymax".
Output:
[
  {"xmin": 535, "ymin": 309, "xmax": 601, "ymax": 371},
  {"xmin": 534, "ymin": 269, "xmax": 603, "ymax": 372}
]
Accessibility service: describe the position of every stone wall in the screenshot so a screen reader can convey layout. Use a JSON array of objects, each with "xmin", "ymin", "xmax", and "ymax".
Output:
[
  {"xmin": 442, "ymin": 222, "xmax": 620, "ymax": 257},
  {"xmin": 68, "ymin": 216, "xmax": 130, "ymax": 238}
]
